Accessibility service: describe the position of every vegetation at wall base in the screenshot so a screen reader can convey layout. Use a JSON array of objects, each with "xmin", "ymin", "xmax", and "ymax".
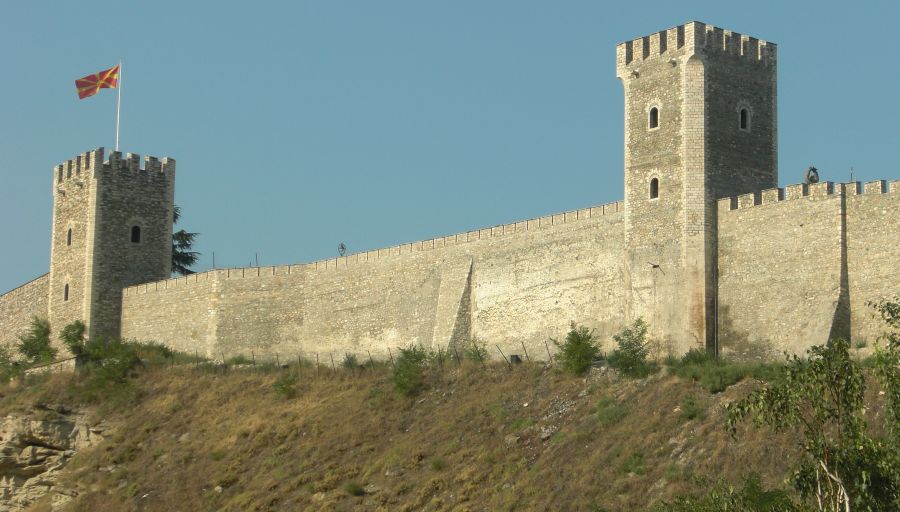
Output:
[
  {"xmin": 392, "ymin": 345, "xmax": 430, "ymax": 397},
  {"xmin": 341, "ymin": 353, "xmax": 359, "ymax": 369},
  {"xmin": 552, "ymin": 323, "xmax": 601, "ymax": 375},
  {"xmin": 463, "ymin": 339, "xmax": 489, "ymax": 363},
  {"xmin": 608, "ymin": 318, "xmax": 659, "ymax": 377},
  {"xmin": 16, "ymin": 316, "xmax": 56, "ymax": 365},
  {"xmin": 667, "ymin": 348, "xmax": 782, "ymax": 393}
]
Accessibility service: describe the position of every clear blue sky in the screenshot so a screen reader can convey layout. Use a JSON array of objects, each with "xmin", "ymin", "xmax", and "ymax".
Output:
[{"xmin": 1, "ymin": 1, "xmax": 898, "ymax": 293}]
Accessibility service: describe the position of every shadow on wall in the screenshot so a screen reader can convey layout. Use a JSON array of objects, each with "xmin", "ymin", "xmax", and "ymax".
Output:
[{"xmin": 717, "ymin": 305, "xmax": 775, "ymax": 362}]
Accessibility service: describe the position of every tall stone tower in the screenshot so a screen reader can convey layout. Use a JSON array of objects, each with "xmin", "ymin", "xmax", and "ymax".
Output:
[
  {"xmin": 616, "ymin": 22, "xmax": 777, "ymax": 354},
  {"xmin": 48, "ymin": 148, "xmax": 175, "ymax": 339}
]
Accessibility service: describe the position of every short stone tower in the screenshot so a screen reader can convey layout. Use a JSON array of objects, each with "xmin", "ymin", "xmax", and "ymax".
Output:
[
  {"xmin": 48, "ymin": 148, "xmax": 175, "ymax": 339},
  {"xmin": 617, "ymin": 22, "xmax": 777, "ymax": 354}
]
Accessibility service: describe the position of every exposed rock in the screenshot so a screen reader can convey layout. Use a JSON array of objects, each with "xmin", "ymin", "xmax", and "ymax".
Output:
[
  {"xmin": 0, "ymin": 408, "xmax": 109, "ymax": 511},
  {"xmin": 539, "ymin": 426, "xmax": 558, "ymax": 441}
]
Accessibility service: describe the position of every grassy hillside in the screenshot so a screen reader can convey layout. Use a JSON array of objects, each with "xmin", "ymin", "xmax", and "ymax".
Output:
[{"xmin": 2, "ymin": 357, "xmax": 855, "ymax": 512}]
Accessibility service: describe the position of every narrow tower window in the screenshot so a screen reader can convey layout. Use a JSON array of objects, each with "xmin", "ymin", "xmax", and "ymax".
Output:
[
  {"xmin": 64, "ymin": 284, "xmax": 69, "ymax": 301},
  {"xmin": 66, "ymin": 228, "xmax": 72, "ymax": 246},
  {"xmin": 739, "ymin": 108, "xmax": 749, "ymax": 130},
  {"xmin": 130, "ymin": 226, "xmax": 141, "ymax": 244},
  {"xmin": 649, "ymin": 178, "xmax": 659, "ymax": 199},
  {"xmin": 649, "ymin": 107, "xmax": 659, "ymax": 129}
]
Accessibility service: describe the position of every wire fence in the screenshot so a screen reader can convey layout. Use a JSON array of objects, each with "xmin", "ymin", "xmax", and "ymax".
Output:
[{"xmin": 168, "ymin": 340, "xmax": 560, "ymax": 377}]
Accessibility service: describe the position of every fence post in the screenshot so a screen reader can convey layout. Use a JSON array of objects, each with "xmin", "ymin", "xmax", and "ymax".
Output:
[
  {"xmin": 520, "ymin": 341, "xmax": 530, "ymax": 362},
  {"xmin": 387, "ymin": 348, "xmax": 396, "ymax": 369},
  {"xmin": 367, "ymin": 350, "xmax": 374, "ymax": 368},
  {"xmin": 544, "ymin": 340, "xmax": 553, "ymax": 363},
  {"xmin": 329, "ymin": 353, "xmax": 336, "ymax": 371},
  {"xmin": 452, "ymin": 345, "xmax": 461, "ymax": 365},
  {"xmin": 496, "ymin": 345, "xmax": 511, "ymax": 369},
  {"xmin": 275, "ymin": 352, "xmax": 280, "ymax": 367}
]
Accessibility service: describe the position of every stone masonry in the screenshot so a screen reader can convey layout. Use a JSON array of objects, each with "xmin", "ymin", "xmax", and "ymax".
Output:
[{"xmin": 0, "ymin": 21, "xmax": 897, "ymax": 361}]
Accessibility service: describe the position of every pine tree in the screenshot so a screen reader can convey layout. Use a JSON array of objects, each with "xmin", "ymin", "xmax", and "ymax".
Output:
[{"xmin": 172, "ymin": 205, "xmax": 200, "ymax": 276}]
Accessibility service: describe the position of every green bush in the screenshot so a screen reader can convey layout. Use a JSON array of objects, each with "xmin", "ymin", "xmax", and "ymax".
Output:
[
  {"xmin": 620, "ymin": 452, "xmax": 645, "ymax": 475},
  {"xmin": 17, "ymin": 316, "xmax": 56, "ymax": 365},
  {"xmin": 272, "ymin": 372, "xmax": 299, "ymax": 399},
  {"xmin": 680, "ymin": 395, "xmax": 706, "ymax": 421},
  {"xmin": 463, "ymin": 339, "xmax": 489, "ymax": 363},
  {"xmin": 225, "ymin": 354, "xmax": 254, "ymax": 366},
  {"xmin": 594, "ymin": 396, "xmax": 628, "ymax": 426},
  {"xmin": 552, "ymin": 323, "xmax": 600, "ymax": 375},
  {"xmin": 392, "ymin": 345, "xmax": 430, "ymax": 397},
  {"xmin": 344, "ymin": 481, "xmax": 365, "ymax": 496},
  {"xmin": 342, "ymin": 353, "xmax": 359, "ymax": 369},
  {"xmin": 608, "ymin": 319, "xmax": 658, "ymax": 377},
  {"xmin": 679, "ymin": 348, "xmax": 715, "ymax": 365},
  {"xmin": 667, "ymin": 350, "xmax": 782, "ymax": 393},
  {"xmin": 653, "ymin": 474, "xmax": 801, "ymax": 511}
]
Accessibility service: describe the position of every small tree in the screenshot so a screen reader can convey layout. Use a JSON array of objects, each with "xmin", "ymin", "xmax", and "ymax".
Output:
[
  {"xmin": 392, "ymin": 345, "xmax": 430, "ymax": 397},
  {"xmin": 609, "ymin": 318, "xmax": 654, "ymax": 377},
  {"xmin": 552, "ymin": 323, "xmax": 600, "ymax": 375},
  {"xmin": 60, "ymin": 319, "xmax": 87, "ymax": 364},
  {"xmin": 59, "ymin": 320, "xmax": 142, "ymax": 382},
  {"xmin": 17, "ymin": 316, "xmax": 56, "ymax": 364}
]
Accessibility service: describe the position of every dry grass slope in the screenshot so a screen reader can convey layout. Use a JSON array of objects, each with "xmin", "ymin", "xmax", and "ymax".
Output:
[{"xmin": 3, "ymin": 362, "xmax": 857, "ymax": 511}]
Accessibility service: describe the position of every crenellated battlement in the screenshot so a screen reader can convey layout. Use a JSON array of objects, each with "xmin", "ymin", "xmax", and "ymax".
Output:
[
  {"xmin": 54, "ymin": 147, "xmax": 175, "ymax": 185},
  {"xmin": 718, "ymin": 180, "xmax": 898, "ymax": 213},
  {"xmin": 123, "ymin": 199, "xmax": 625, "ymax": 296},
  {"xmin": 616, "ymin": 21, "xmax": 775, "ymax": 74}
]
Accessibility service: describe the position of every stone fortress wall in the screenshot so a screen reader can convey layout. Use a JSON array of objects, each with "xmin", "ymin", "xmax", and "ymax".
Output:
[
  {"xmin": 0, "ymin": 21, "xmax": 898, "ymax": 363},
  {"xmin": 717, "ymin": 180, "xmax": 900, "ymax": 359},
  {"xmin": 0, "ymin": 275, "xmax": 48, "ymax": 351},
  {"xmin": 120, "ymin": 202, "xmax": 627, "ymax": 361}
]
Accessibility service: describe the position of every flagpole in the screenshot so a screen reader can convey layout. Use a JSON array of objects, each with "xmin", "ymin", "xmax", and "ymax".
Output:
[{"xmin": 115, "ymin": 60, "xmax": 122, "ymax": 151}]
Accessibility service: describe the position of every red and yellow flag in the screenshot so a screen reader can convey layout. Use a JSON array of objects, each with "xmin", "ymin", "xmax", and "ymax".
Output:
[{"xmin": 75, "ymin": 64, "xmax": 120, "ymax": 99}]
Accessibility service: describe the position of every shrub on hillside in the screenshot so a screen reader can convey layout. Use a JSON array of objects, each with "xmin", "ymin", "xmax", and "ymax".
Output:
[
  {"xmin": 667, "ymin": 349, "xmax": 782, "ymax": 393},
  {"xmin": 608, "ymin": 318, "xmax": 658, "ymax": 377},
  {"xmin": 552, "ymin": 323, "xmax": 600, "ymax": 375},
  {"xmin": 272, "ymin": 372, "xmax": 299, "ymax": 399},
  {"xmin": 17, "ymin": 316, "xmax": 56, "ymax": 365},
  {"xmin": 392, "ymin": 345, "xmax": 430, "ymax": 397},
  {"xmin": 225, "ymin": 354, "xmax": 254, "ymax": 366},
  {"xmin": 59, "ymin": 320, "xmax": 143, "ymax": 383},
  {"xmin": 463, "ymin": 339, "xmax": 489, "ymax": 364},
  {"xmin": 653, "ymin": 474, "xmax": 801, "ymax": 511}
]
